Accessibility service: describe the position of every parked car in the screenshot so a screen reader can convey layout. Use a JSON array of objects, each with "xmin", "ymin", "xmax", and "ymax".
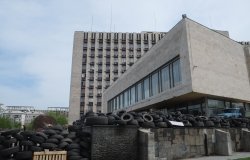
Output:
[{"xmin": 217, "ymin": 108, "xmax": 244, "ymax": 118}]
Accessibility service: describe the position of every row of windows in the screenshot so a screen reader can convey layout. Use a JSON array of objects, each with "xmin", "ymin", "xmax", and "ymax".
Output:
[
  {"xmin": 84, "ymin": 32, "xmax": 165, "ymax": 41},
  {"xmin": 107, "ymin": 57, "xmax": 181, "ymax": 112}
]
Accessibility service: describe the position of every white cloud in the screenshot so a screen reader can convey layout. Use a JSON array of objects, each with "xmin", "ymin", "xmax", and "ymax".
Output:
[{"xmin": 0, "ymin": 0, "xmax": 249, "ymax": 109}]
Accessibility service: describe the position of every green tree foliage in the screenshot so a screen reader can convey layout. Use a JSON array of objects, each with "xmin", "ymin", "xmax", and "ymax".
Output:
[
  {"xmin": 46, "ymin": 112, "xmax": 68, "ymax": 125},
  {"xmin": 26, "ymin": 119, "xmax": 34, "ymax": 130},
  {"xmin": 0, "ymin": 116, "xmax": 21, "ymax": 129}
]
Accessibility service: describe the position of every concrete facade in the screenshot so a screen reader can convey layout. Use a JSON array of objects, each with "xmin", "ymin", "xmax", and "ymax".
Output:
[
  {"xmin": 102, "ymin": 17, "xmax": 250, "ymax": 114},
  {"xmin": 69, "ymin": 31, "xmax": 166, "ymax": 123}
]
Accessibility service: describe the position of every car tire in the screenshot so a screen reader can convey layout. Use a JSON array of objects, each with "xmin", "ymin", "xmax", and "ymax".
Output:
[
  {"xmin": 15, "ymin": 151, "xmax": 32, "ymax": 160},
  {"xmin": 85, "ymin": 116, "xmax": 108, "ymax": 126},
  {"xmin": 142, "ymin": 114, "xmax": 153, "ymax": 122}
]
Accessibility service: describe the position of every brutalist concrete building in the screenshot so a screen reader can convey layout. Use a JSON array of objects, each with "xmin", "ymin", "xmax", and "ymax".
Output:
[
  {"xmin": 103, "ymin": 16, "xmax": 250, "ymax": 117},
  {"xmin": 69, "ymin": 30, "xmax": 166, "ymax": 123}
]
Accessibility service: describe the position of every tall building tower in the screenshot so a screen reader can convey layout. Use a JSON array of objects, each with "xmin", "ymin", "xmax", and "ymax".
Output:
[{"xmin": 69, "ymin": 31, "xmax": 166, "ymax": 124}]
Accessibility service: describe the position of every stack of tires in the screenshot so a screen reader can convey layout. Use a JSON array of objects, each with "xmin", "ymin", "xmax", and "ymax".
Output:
[
  {"xmin": 0, "ymin": 124, "xmax": 91, "ymax": 160},
  {"xmin": 0, "ymin": 129, "xmax": 21, "ymax": 160},
  {"xmin": 66, "ymin": 125, "xmax": 91, "ymax": 160},
  {"xmin": 73, "ymin": 110, "xmax": 250, "ymax": 129}
]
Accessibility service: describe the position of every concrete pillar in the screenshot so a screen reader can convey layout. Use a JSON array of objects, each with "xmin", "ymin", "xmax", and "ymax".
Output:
[
  {"xmin": 139, "ymin": 128, "xmax": 155, "ymax": 160},
  {"xmin": 214, "ymin": 129, "xmax": 232, "ymax": 156},
  {"xmin": 241, "ymin": 129, "xmax": 250, "ymax": 151}
]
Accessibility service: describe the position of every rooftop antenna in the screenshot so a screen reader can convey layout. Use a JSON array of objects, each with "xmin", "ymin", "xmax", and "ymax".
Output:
[
  {"xmin": 154, "ymin": 12, "xmax": 157, "ymax": 31},
  {"xmin": 114, "ymin": 24, "xmax": 116, "ymax": 32},
  {"xmin": 110, "ymin": 4, "xmax": 113, "ymax": 32},
  {"xmin": 91, "ymin": 16, "xmax": 93, "ymax": 32}
]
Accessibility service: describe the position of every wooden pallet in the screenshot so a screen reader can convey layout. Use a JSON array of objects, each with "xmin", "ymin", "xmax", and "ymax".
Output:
[{"xmin": 33, "ymin": 150, "xmax": 67, "ymax": 160}]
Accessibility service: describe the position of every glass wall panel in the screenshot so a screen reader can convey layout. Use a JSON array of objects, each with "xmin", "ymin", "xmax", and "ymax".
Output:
[
  {"xmin": 176, "ymin": 106, "xmax": 188, "ymax": 114},
  {"xmin": 173, "ymin": 59, "xmax": 181, "ymax": 86},
  {"xmin": 245, "ymin": 103, "xmax": 250, "ymax": 117},
  {"xmin": 188, "ymin": 104, "xmax": 202, "ymax": 116},
  {"xmin": 117, "ymin": 96, "xmax": 120, "ymax": 109},
  {"xmin": 114, "ymin": 97, "xmax": 117, "ymax": 110},
  {"xmin": 128, "ymin": 88, "xmax": 131, "ymax": 106},
  {"xmin": 111, "ymin": 100, "xmax": 114, "ymax": 112},
  {"xmin": 208, "ymin": 99, "xmax": 224, "ymax": 108},
  {"xmin": 120, "ymin": 93, "xmax": 124, "ymax": 108},
  {"xmin": 231, "ymin": 102, "xmax": 244, "ymax": 108},
  {"xmin": 161, "ymin": 66, "xmax": 170, "ymax": 91},
  {"xmin": 108, "ymin": 101, "xmax": 111, "ymax": 112},
  {"xmin": 108, "ymin": 56, "xmax": 182, "ymax": 111},
  {"xmin": 124, "ymin": 90, "xmax": 128, "ymax": 108},
  {"xmin": 207, "ymin": 99, "xmax": 225, "ymax": 116},
  {"xmin": 151, "ymin": 72, "xmax": 159, "ymax": 96},
  {"xmin": 131, "ymin": 86, "xmax": 135, "ymax": 105},
  {"xmin": 144, "ymin": 77, "xmax": 150, "ymax": 99},
  {"xmin": 136, "ymin": 82, "xmax": 142, "ymax": 102}
]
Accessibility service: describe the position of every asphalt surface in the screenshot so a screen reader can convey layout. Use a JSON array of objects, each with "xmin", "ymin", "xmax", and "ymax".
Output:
[{"xmin": 183, "ymin": 152, "xmax": 250, "ymax": 160}]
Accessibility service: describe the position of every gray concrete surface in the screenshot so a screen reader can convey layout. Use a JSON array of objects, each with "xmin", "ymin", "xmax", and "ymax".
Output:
[
  {"xmin": 183, "ymin": 152, "xmax": 250, "ymax": 160},
  {"xmin": 102, "ymin": 17, "xmax": 250, "ymax": 113},
  {"xmin": 215, "ymin": 129, "xmax": 232, "ymax": 156}
]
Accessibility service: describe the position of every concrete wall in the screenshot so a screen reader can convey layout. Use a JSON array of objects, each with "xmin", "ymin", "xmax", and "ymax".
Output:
[
  {"xmin": 88, "ymin": 126, "xmax": 246, "ymax": 160},
  {"xmin": 103, "ymin": 18, "xmax": 193, "ymax": 112},
  {"xmin": 91, "ymin": 126, "xmax": 138, "ymax": 160},
  {"xmin": 244, "ymin": 45, "xmax": 250, "ymax": 84},
  {"xmin": 69, "ymin": 32, "xmax": 83, "ymax": 124},
  {"xmin": 139, "ymin": 128, "xmax": 243, "ymax": 160},
  {"xmin": 187, "ymin": 19, "xmax": 250, "ymax": 102}
]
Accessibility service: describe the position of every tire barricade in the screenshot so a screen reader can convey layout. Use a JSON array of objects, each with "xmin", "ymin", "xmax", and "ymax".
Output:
[
  {"xmin": 1, "ymin": 110, "xmax": 249, "ymax": 160},
  {"xmin": 0, "ymin": 124, "xmax": 91, "ymax": 160},
  {"xmin": 72, "ymin": 110, "xmax": 250, "ymax": 129}
]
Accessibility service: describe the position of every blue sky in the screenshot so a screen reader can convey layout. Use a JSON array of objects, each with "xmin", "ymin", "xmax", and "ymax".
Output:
[{"xmin": 0, "ymin": 0, "xmax": 249, "ymax": 109}]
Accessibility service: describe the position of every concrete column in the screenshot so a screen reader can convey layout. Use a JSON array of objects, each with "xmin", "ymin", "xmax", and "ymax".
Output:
[
  {"xmin": 214, "ymin": 129, "xmax": 232, "ymax": 156},
  {"xmin": 241, "ymin": 129, "xmax": 250, "ymax": 151},
  {"xmin": 139, "ymin": 128, "xmax": 155, "ymax": 160}
]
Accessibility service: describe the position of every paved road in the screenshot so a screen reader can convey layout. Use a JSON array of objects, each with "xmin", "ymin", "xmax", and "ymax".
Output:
[{"xmin": 183, "ymin": 152, "xmax": 250, "ymax": 160}]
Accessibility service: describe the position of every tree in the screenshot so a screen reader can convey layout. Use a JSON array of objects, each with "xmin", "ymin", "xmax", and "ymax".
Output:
[
  {"xmin": 0, "ymin": 116, "xmax": 21, "ymax": 129},
  {"xmin": 46, "ymin": 112, "xmax": 68, "ymax": 125}
]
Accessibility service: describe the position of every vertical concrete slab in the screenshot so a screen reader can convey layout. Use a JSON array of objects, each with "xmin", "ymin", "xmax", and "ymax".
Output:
[
  {"xmin": 139, "ymin": 128, "xmax": 156, "ymax": 160},
  {"xmin": 241, "ymin": 129, "xmax": 250, "ymax": 151},
  {"xmin": 215, "ymin": 129, "xmax": 233, "ymax": 156}
]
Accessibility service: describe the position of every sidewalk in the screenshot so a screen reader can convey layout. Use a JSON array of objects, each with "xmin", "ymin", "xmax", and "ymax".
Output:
[{"xmin": 183, "ymin": 152, "xmax": 250, "ymax": 160}]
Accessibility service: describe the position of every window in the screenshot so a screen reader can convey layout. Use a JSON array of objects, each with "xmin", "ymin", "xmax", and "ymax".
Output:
[
  {"xmin": 172, "ymin": 59, "xmax": 181, "ymax": 86},
  {"xmin": 207, "ymin": 99, "xmax": 225, "ymax": 116},
  {"xmin": 116, "ymin": 96, "xmax": 120, "ymax": 110},
  {"xmin": 111, "ymin": 100, "xmax": 114, "ymax": 111},
  {"xmin": 131, "ymin": 86, "xmax": 135, "ymax": 105},
  {"xmin": 120, "ymin": 93, "xmax": 124, "ymax": 108},
  {"xmin": 143, "ymin": 77, "xmax": 150, "ymax": 99},
  {"xmin": 128, "ymin": 88, "xmax": 131, "ymax": 106},
  {"xmin": 188, "ymin": 104, "xmax": 202, "ymax": 116},
  {"xmin": 161, "ymin": 65, "xmax": 170, "ymax": 91},
  {"xmin": 108, "ymin": 56, "xmax": 181, "ymax": 110},
  {"xmin": 124, "ymin": 90, "xmax": 128, "ymax": 108},
  {"xmin": 114, "ymin": 98, "xmax": 117, "ymax": 110},
  {"xmin": 136, "ymin": 82, "xmax": 142, "ymax": 102},
  {"xmin": 151, "ymin": 72, "xmax": 159, "ymax": 96}
]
